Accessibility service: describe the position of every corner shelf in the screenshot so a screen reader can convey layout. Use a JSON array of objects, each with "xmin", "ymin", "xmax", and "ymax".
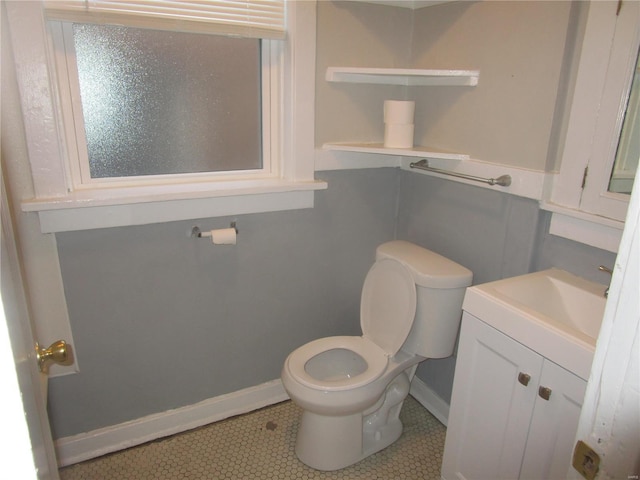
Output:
[
  {"xmin": 321, "ymin": 66, "xmax": 478, "ymax": 169},
  {"xmin": 326, "ymin": 67, "xmax": 479, "ymax": 87},
  {"xmin": 347, "ymin": 0, "xmax": 458, "ymax": 9},
  {"xmin": 322, "ymin": 142, "xmax": 470, "ymax": 161}
]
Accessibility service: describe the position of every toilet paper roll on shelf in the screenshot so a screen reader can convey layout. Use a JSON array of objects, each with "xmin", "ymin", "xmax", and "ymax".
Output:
[
  {"xmin": 384, "ymin": 123, "xmax": 415, "ymax": 149},
  {"xmin": 384, "ymin": 100, "xmax": 415, "ymax": 124},
  {"xmin": 383, "ymin": 100, "xmax": 415, "ymax": 149}
]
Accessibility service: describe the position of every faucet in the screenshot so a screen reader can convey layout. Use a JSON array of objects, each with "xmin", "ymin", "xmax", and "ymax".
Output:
[{"xmin": 598, "ymin": 265, "xmax": 613, "ymax": 298}]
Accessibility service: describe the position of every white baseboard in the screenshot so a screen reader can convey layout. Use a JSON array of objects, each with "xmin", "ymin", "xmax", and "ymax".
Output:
[
  {"xmin": 409, "ymin": 377, "xmax": 450, "ymax": 427},
  {"xmin": 55, "ymin": 379, "xmax": 289, "ymax": 467},
  {"xmin": 56, "ymin": 377, "xmax": 447, "ymax": 467}
]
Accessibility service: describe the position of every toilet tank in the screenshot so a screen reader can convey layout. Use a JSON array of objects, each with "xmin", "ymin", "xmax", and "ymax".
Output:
[{"xmin": 376, "ymin": 241, "xmax": 473, "ymax": 358}]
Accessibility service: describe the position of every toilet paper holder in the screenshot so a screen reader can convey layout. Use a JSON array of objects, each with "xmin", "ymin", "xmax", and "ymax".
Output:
[{"xmin": 190, "ymin": 222, "xmax": 238, "ymax": 239}]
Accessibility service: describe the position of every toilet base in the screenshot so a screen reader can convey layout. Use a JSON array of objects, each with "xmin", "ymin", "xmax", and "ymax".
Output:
[
  {"xmin": 294, "ymin": 372, "xmax": 410, "ymax": 471},
  {"xmin": 296, "ymin": 411, "xmax": 365, "ymax": 471}
]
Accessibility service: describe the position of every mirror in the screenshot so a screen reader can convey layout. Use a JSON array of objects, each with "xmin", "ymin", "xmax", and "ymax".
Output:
[{"xmin": 609, "ymin": 48, "xmax": 639, "ymax": 195}]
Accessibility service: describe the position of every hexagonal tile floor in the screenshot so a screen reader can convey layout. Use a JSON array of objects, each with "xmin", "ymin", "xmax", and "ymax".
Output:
[{"xmin": 59, "ymin": 395, "xmax": 446, "ymax": 479}]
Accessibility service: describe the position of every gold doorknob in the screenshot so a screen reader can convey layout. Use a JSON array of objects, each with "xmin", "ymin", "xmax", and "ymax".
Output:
[{"xmin": 36, "ymin": 340, "xmax": 69, "ymax": 373}]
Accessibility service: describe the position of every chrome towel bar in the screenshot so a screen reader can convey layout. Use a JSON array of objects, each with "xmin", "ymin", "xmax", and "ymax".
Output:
[{"xmin": 409, "ymin": 159, "xmax": 512, "ymax": 187}]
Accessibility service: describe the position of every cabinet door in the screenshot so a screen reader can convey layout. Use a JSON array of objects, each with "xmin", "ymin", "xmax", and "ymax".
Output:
[
  {"xmin": 519, "ymin": 360, "xmax": 587, "ymax": 480},
  {"xmin": 442, "ymin": 313, "xmax": 543, "ymax": 480}
]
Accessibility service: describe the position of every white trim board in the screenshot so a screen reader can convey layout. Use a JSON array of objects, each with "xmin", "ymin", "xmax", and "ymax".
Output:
[
  {"xmin": 540, "ymin": 201, "xmax": 624, "ymax": 253},
  {"xmin": 32, "ymin": 189, "xmax": 321, "ymax": 233},
  {"xmin": 315, "ymin": 148, "xmax": 548, "ymax": 201},
  {"xmin": 315, "ymin": 147, "xmax": 402, "ymax": 171},
  {"xmin": 55, "ymin": 375, "xmax": 449, "ymax": 467},
  {"xmin": 409, "ymin": 376, "xmax": 450, "ymax": 427},
  {"xmin": 55, "ymin": 379, "xmax": 289, "ymax": 467}
]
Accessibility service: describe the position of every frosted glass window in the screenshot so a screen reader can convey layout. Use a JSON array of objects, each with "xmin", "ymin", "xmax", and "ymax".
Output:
[{"xmin": 72, "ymin": 24, "xmax": 262, "ymax": 179}]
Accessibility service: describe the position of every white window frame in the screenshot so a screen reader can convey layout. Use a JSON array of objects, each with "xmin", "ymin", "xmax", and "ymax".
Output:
[
  {"xmin": 8, "ymin": 0, "xmax": 325, "ymax": 233},
  {"xmin": 542, "ymin": 1, "xmax": 640, "ymax": 252},
  {"xmin": 53, "ymin": 22, "xmax": 278, "ymax": 189}
]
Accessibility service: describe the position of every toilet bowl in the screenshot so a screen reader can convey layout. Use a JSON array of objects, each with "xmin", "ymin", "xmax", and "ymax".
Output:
[{"xmin": 281, "ymin": 240, "xmax": 473, "ymax": 471}]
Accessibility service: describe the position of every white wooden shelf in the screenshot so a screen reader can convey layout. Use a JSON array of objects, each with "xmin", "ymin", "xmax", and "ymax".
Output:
[
  {"xmin": 348, "ymin": 0, "xmax": 458, "ymax": 9},
  {"xmin": 326, "ymin": 67, "xmax": 479, "ymax": 87},
  {"xmin": 322, "ymin": 142, "xmax": 470, "ymax": 160}
]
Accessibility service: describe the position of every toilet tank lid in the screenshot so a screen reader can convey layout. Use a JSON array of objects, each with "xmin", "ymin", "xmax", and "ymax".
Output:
[{"xmin": 376, "ymin": 241, "xmax": 473, "ymax": 288}]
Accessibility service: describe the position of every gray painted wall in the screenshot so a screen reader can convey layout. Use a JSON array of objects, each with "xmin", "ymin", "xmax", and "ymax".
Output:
[
  {"xmin": 49, "ymin": 169, "xmax": 399, "ymax": 438},
  {"xmin": 532, "ymin": 211, "xmax": 618, "ymax": 283},
  {"xmin": 49, "ymin": 166, "xmax": 615, "ymax": 438},
  {"xmin": 395, "ymin": 171, "xmax": 540, "ymax": 403},
  {"xmin": 395, "ymin": 170, "xmax": 615, "ymax": 403}
]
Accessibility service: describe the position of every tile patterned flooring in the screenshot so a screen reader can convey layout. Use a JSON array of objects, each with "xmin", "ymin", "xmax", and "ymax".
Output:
[{"xmin": 59, "ymin": 395, "xmax": 446, "ymax": 479}]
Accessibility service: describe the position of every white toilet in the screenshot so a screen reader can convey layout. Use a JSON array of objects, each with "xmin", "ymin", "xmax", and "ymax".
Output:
[{"xmin": 281, "ymin": 240, "xmax": 473, "ymax": 471}]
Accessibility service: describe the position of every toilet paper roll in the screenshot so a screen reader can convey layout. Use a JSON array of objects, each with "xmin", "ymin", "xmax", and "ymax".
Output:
[
  {"xmin": 210, "ymin": 228, "xmax": 237, "ymax": 245},
  {"xmin": 384, "ymin": 100, "xmax": 415, "ymax": 124},
  {"xmin": 384, "ymin": 123, "xmax": 414, "ymax": 148}
]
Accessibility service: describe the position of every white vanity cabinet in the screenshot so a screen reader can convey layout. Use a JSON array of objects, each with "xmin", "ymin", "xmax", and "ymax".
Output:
[{"xmin": 441, "ymin": 312, "xmax": 587, "ymax": 480}]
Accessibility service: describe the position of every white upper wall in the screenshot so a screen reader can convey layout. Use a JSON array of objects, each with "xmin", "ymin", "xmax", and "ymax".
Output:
[
  {"xmin": 315, "ymin": 0, "xmax": 575, "ymax": 172},
  {"xmin": 315, "ymin": 0, "xmax": 413, "ymax": 146},
  {"xmin": 411, "ymin": 0, "xmax": 574, "ymax": 171}
]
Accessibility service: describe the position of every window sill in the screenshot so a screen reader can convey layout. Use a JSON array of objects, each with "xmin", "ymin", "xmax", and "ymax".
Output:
[{"xmin": 22, "ymin": 179, "xmax": 328, "ymax": 233}]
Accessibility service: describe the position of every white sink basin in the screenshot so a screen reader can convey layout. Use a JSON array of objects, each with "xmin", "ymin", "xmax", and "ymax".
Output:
[{"xmin": 462, "ymin": 268, "xmax": 607, "ymax": 380}]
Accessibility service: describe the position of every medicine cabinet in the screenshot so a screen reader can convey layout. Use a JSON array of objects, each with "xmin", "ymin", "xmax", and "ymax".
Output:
[{"xmin": 543, "ymin": 1, "xmax": 640, "ymax": 252}]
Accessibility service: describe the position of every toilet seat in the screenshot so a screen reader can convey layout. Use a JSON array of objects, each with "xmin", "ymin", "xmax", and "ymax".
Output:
[
  {"xmin": 286, "ymin": 336, "xmax": 388, "ymax": 391},
  {"xmin": 286, "ymin": 258, "xmax": 417, "ymax": 393}
]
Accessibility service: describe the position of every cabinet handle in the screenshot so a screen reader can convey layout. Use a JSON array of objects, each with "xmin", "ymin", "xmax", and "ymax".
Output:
[
  {"xmin": 538, "ymin": 386, "xmax": 552, "ymax": 400},
  {"xmin": 518, "ymin": 372, "xmax": 531, "ymax": 386}
]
